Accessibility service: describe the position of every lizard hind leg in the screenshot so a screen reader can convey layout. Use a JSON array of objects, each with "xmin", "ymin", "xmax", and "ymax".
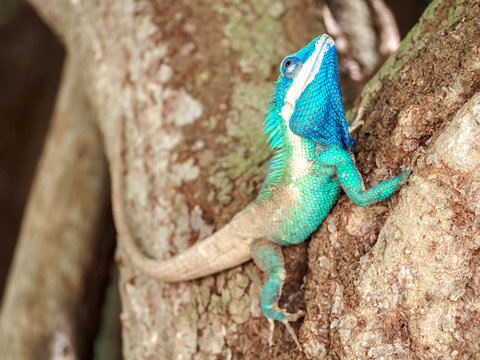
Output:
[{"xmin": 250, "ymin": 239, "xmax": 304, "ymax": 350}]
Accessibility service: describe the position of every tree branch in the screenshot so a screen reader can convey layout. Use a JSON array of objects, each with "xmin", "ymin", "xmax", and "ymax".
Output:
[{"xmin": 0, "ymin": 56, "xmax": 110, "ymax": 359}]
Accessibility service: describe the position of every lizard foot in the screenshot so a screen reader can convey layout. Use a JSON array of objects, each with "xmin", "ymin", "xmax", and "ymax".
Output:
[
  {"xmin": 399, "ymin": 164, "xmax": 413, "ymax": 184},
  {"xmin": 266, "ymin": 308, "xmax": 305, "ymax": 351},
  {"xmin": 251, "ymin": 239, "xmax": 304, "ymax": 350},
  {"xmin": 399, "ymin": 146, "xmax": 426, "ymax": 184},
  {"xmin": 282, "ymin": 310, "xmax": 305, "ymax": 351}
]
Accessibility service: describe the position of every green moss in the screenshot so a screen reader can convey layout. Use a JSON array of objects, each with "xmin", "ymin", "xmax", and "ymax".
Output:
[
  {"xmin": 360, "ymin": 0, "xmax": 447, "ymax": 99},
  {"xmin": 215, "ymin": 0, "xmax": 287, "ymax": 79},
  {"xmin": 197, "ymin": 149, "xmax": 215, "ymax": 168},
  {"xmin": 206, "ymin": 81, "xmax": 273, "ymax": 204},
  {"xmin": 196, "ymin": 70, "xmax": 210, "ymax": 87},
  {"xmin": 448, "ymin": 3, "xmax": 465, "ymax": 23},
  {"xmin": 196, "ymin": 1, "xmax": 295, "ymax": 206},
  {"xmin": 422, "ymin": 0, "xmax": 442, "ymax": 20}
]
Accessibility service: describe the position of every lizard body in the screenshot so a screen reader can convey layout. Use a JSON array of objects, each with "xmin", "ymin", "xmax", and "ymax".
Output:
[{"xmin": 112, "ymin": 34, "xmax": 407, "ymax": 348}]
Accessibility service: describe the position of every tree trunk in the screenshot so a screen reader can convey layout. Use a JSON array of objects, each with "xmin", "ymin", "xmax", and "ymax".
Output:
[{"xmin": 9, "ymin": 0, "xmax": 480, "ymax": 358}]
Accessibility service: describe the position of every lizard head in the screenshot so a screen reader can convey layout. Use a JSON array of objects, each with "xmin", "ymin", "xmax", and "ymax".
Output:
[{"xmin": 276, "ymin": 34, "xmax": 353, "ymax": 150}]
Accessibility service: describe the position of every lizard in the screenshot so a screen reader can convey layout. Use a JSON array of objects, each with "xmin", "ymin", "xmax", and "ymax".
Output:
[{"xmin": 111, "ymin": 34, "xmax": 409, "ymax": 349}]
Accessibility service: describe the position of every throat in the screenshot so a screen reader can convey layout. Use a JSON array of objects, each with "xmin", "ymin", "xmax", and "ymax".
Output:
[{"xmin": 284, "ymin": 118, "xmax": 311, "ymax": 181}]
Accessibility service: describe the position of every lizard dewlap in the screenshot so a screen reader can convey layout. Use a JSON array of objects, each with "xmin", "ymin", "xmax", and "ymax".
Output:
[{"xmin": 112, "ymin": 34, "xmax": 408, "ymax": 350}]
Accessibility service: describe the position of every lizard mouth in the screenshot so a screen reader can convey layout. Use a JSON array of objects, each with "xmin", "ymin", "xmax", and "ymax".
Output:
[{"xmin": 281, "ymin": 35, "xmax": 335, "ymax": 121}]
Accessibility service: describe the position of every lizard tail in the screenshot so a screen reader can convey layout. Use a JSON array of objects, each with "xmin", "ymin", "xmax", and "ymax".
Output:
[{"xmin": 111, "ymin": 118, "xmax": 253, "ymax": 282}]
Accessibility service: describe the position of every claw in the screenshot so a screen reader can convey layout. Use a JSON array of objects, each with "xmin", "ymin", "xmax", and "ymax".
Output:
[
  {"xmin": 268, "ymin": 318, "xmax": 275, "ymax": 346},
  {"xmin": 266, "ymin": 309, "xmax": 305, "ymax": 351},
  {"xmin": 282, "ymin": 310, "xmax": 305, "ymax": 351},
  {"xmin": 283, "ymin": 322, "xmax": 302, "ymax": 351},
  {"xmin": 399, "ymin": 163, "xmax": 414, "ymax": 185}
]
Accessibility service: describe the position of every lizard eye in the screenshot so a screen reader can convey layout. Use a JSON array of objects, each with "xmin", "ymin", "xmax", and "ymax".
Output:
[{"xmin": 280, "ymin": 57, "xmax": 302, "ymax": 79}]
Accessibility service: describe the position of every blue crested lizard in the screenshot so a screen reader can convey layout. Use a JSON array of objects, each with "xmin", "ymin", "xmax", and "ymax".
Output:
[{"xmin": 112, "ymin": 34, "xmax": 408, "ymax": 349}]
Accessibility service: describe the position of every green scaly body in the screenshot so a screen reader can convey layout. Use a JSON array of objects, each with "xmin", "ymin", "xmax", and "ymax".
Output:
[
  {"xmin": 246, "ymin": 35, "xmax": 407, "ymax": 348},
  {"xmin": 113, "ymin": 34, "xmax": 408, "ymax": 350}
]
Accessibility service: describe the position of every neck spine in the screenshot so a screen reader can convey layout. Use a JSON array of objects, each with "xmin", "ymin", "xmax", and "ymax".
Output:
[{"xmin": 256, "ymin": 95, "xmax": 290, "ymax": 202}]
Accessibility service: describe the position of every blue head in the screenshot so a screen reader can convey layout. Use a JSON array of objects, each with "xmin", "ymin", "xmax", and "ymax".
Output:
[{"xmin": 275, "ymin": 35, "xmax": 353, "ymax": 150}]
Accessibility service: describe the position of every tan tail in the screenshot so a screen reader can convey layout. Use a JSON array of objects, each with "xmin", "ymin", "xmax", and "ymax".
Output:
[{"xmin": 111, "ymin": 118, "xmax": 254, "ymax": 282}]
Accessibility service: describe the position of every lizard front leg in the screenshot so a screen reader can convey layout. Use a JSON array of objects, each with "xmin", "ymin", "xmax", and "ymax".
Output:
[
  {"xmin": 251, "ymin": 239, "xmax": 304, "ymax": 350},
  {"xmin": 336, "ymin": 157, "xmax": 408, "ymax": 206},
  {"xmin": 319, "ymin": 146, "xmax": 408, "ymax": 206}
]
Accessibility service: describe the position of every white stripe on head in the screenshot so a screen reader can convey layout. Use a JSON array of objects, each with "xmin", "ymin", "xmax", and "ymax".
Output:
[{"xmin": 281, "ymin": 35, "xmax": 335, "ymax": 122}]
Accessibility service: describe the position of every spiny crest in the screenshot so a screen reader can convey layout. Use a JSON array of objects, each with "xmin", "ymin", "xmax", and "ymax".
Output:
[
  {"xmin": 262, "ymin": 91, "xmax": 284, "ymax": 151},
  {"xmin": 256, "ymin": 92, "xmax": 288, "ymax": 202}
]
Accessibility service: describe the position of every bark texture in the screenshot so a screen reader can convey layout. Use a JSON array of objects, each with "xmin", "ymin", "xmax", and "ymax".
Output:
[{"xmin": 12, "ymin": 0, "xmax": 480, "ymax": 358}]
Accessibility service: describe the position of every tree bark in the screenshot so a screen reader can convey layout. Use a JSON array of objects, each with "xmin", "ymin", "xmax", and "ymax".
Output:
[
  {"xmin": 13, "ymin": 0, "xmax": 480, "ymax": 358},
  {"xmin": 0, "ymin": 56, "xmax": 110, "ymax": 359}
]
